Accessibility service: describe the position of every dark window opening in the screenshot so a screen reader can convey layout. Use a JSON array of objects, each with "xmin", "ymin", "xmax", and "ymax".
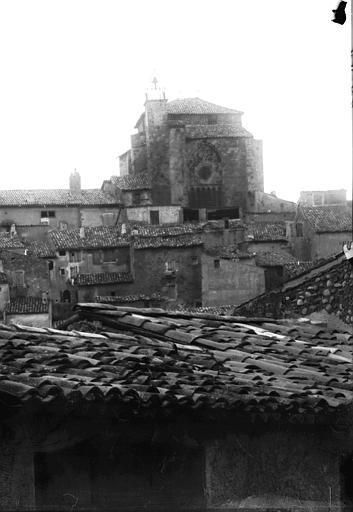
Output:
[
  {"xmin": 214, "ymin": 259, "xmax": 220, "ymax": 269},
  {"xmin": 110, "ymin": 291, "xmax": 116, "ymax": 296},
  {"xmin": 207, "ymin": 114, "xmax": 218, "ymax": 124},
  {"xmin": 92, "ymin": 251, "xmax": 102, "ymax": 265},
  {"xmin": 103, "ymin": 249, "xmax": 116, "ymax": 262},
  {"xmin": 13, "ymin": 270, "xmax": 25, "ymax": 286},
  {"xmin": 296, "ymin": 223, "xmax": 303, "ymax": 237},
  {"xmin": 41, "ymin": 210, "xmax": 55, "ymax": 218},
  {"xmin": 48, "ymin": 261, "xmax": 54, "ymax": 271},
  {"xmin": 207, "ymin": 208, "xmax": 239, "ymax": 220},
  {"xmin": 59, "ymin": 268, "xmax": 65, "ymax": 276},
  {"xmin": 189, "ymin": 186, "xmax": 222, "ymax": 209},
  {"xmin": 198, "ymin": 165, "xmax": 212, "ymax": 181},
  {"xmin": 183, "ymin": 208, "xmax": 199, "ymax": 223},
  {"xmin": 58, "ymin": 250, "xmax": 66, "ymax": 257},
  {"xmin": 191, "ymin": 256, "xmax": 199, "ymax": 265},
  {"xmin": 150, "ymin": 210, "xmax": 160, "ymax": 225},
  {"xmin": 62, "ymin": 290, "xmax": 71, "ymax": 303}
]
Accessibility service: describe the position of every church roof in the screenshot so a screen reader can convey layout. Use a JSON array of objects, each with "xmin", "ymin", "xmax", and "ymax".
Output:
[{"xmin": 167, "ymin": 98, "xmax": 242, "ymax": 115}]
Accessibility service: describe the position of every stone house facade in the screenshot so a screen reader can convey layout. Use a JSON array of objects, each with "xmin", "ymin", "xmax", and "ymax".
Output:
[
  {"xmin": 293, "ymin": 191, "xmax": 351, "ymax": 261},
  {"xmin": 234, "ymin": 252, "xmax": 353, "ymax": 328},
  {"xmin": 0, "ymin": 171, "xmax": 121, "ymax": 239},
  {"xmin": 0, "ymin": 305, "xmax": 353, "ymax": 510}
]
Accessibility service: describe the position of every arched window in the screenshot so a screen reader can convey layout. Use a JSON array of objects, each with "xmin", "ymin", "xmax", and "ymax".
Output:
[{"xmin": 62, "ymin": 290, "xmax": 71, "ymax": 303}]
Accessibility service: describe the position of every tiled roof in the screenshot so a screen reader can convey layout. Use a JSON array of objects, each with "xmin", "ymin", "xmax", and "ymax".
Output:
[
  {"xmin": 246, "ymin": 222, "xmax": 287, "ymax": 241},
  {"xmin": 75, "ymin": 272, "xmax": 133, "ymax": 286},
  {"xmin": 299, "ymin": 205, "xmax": 352, "ymax": 233},
  {"xmin": 0, "ymin": 304, "xmax": 351, "ymax": 422},
  {"xmin": 27, "ymin": 240, "xmax": 56, "ymax": 258},
  {"xmin": 0, "ymin": 272, "xmax": 8, "ymax": 284},
  {"xmin": 205, "ymin": 245, "xmax": 252, "ymax": 260},
  {"xmin": 110, "ymin": 173, "xmax": 151, "ymax": 191},
  {"xmin": 255, "ymin": 250, "xmax": 297, "ymax": 267},
  {"xmin": 167, "ymin": 98, "xmax": 242, "ymax": 115},
  {"xmin": 48, "ymin": 227, "xmax": 129, "ymax": 250},
  {"xmin": 134, "ymin": 233, "xmax": 203, "ymax": 249},
  {"xmin": 96, "ymin": 293, "xmax": 162, "ymax": 304},
  {"xmin": 0, "ymin": 189, "xmax": 118, "ymax": 207},
  {"xmin": 0, "ymin": 233, "xmax": 24, "ymax": 250},
  {"xmin": 185, "ymin": 125, "xmax": 252, "ymax": 139},
  {"xmin": 132, "ymin": 224, "xmax": 203, "ymax": 237},
  {"xmin": 5, "ymin": 297, "xmax": 49, "ymax": 314}
]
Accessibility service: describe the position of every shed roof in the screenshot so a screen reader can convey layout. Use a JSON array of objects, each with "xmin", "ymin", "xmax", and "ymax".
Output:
[{"xmin": 5, "ymin": 297, "xmax": 49, "ymax": 314}]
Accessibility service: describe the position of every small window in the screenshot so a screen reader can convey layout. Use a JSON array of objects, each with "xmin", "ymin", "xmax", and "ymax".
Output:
[
  {"xmin": 214, "ymin": 259, "xmax": 220, "ymax": 269},
  {"xmin": 58, "ymin": 250, "xmax": 66, "ymax": 257},
  {"xmin": 150, "ymin": 210, "xmax": 160, "ymax": 225},
  {"xmin": 13, "ymin": 270, "xmax": 25, "ymax": 286},
  {"xmin": 41, "ymin": 211, "xmax": 48, "ymax": 218},
  {"xmin": 167, "ymin": 283, "xmax": 177, "ymax": 299},
  {"xmin": 59, "ymin": 268, "xmax": 65, "ymax": 276},
  {"xmin": 69, "ymin": 266, "xmax": 79, "ymax": 279},
  {"xmin": 207, "ymin": 114, "xmax": 218, "ymax": 124},
  {"xmin": 48, "ymin": 211, "xmax": 56, "ymax": 218},
  {"xmin": 69, "ymin": 251, "xmax": 81, "ymax": 263},
  {"xmin": 165, "ymin": 260, "xmax": 177, "ymax": 272},
  {"xmin": 48, "ymin": 261, "xmax": 54, "ymax": 271},
  {"xmin": 103, "ymin": 249, "xmax": 116, "ymax": 262},
  {"xmin": 191, "ymin": 256, "xmax": 198, "ymax": 265},
  {"xmin": 296, "ymin": 223, "xmax": 303, "ymax": 237},
  {"xmin": 110, "ymin": 291, "xmax": 116, "ymax": 297},
  {"xmin": 92, "ymin": 251, "xmax": 102, "ymax": 265}
]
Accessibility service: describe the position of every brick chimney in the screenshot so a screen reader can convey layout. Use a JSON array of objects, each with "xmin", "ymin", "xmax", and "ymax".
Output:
[
  {"xmin": 69, "ymin": 169, "xmax": 81, "ymax": 194},
  {"xmin": 79, "ymin": 227, "xmax": 85, "ymax": 239}
]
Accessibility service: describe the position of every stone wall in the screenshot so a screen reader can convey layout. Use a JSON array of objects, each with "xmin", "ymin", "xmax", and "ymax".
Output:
[
  {"xmin": 1, "ymin": 251, "xmax": 49, "ymax": 300},
  {"xmin": 235, "ymin": 255, "xmax": 353, "ymax": 324},
  {"xmin": 125, "ymin": 206, "xmax": 182, "ymax": 224},
  {"xmin": 201, "ymin": 254, "xmax": 265, "ymax": 306}
]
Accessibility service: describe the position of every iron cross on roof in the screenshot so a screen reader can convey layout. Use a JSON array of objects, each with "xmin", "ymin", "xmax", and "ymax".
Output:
[{"xmin": 152, "ymin": 77, "xmax": 158, "ymax": 89}]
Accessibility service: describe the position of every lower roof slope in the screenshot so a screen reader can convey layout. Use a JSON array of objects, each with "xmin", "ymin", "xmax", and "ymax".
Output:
[{"xmin": 0, "ymin": 304, "xmax": 352, "ymax": 424}]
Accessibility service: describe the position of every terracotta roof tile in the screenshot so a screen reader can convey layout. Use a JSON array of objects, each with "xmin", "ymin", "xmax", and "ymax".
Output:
[
  {"xmin": 48, "ymin": 227, "xmax": 129, "ymax": 250},
  {"xmin": 167, "ymin": 98, "xmax": 242, "ymax": 115},
  {"xmin": 246, "ymin": 222, "xmax": 287, "ymax": 241},
  {"xmin": 255, "ymin": 250, "xmax": 297, "ymax": 267},
  {"xmin": 185, "ymin": 125, "xmax": 252, "ymax": 138},
  {"xmin": 299, "ymin": 205, "xmax": 352, "ymax": 233},
  {"xmin": 75, "ymin": 272, "xmax": 133, "ymax": 286},
  {"xmin": 0, "ymin": 304, "xmax": 351, "ymax": 422},
  {"xmin": 0, "ymin": 189, "xmax": 118, "ymax": 207},
  {"xmin": 96, "ymin": 293, "xmax": 162, "ymax": 304},
  {"xmin": 0, "ymin": 233, "xmax": 24, "ymax": 250},
  {"xmin": 110, "ymin": 173, "xmax": 151, "ymax": 191},
  {"xmin": 5, "ymin": 297, "xmax": 49, "ymax": 314},
  {"xmin": 134, "ymin": 233, "xmax": 203, "ymax": 249},
  {"xmin": 27, "ymin": 240, "xmax": 56, "ymax": 258}
]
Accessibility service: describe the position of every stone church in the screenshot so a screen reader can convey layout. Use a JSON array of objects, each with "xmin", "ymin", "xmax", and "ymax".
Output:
[{"xmin": 104, "ymin": 85, "xmax": 265, "ymax": 225}]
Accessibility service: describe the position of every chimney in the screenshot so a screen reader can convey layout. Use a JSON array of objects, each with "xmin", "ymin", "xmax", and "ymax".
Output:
[
  {"xmin": 121, "ymin": 223, "xmax": 127, "ymax": 235},
  {"xmin": 79, "ymin": 227, "xmax": 85, "ymax": 239},
  {"xmin": 70, "ymin": 169, "xmax": 81, "ymax": 194},
  {"xmin": 0, "ymin": 259, "xmax": 3, "ymax": 272},
  {"xmin": 10, "ymin": 223, "xmax": 16, "ymax": 238},
  {"xmin": 270, "ymin": 191, "xmax": 277, "ymax": 197}
]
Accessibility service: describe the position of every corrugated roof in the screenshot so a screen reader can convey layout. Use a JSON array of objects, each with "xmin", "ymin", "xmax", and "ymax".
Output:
[
  {"xmin": 0, "ymin": 189, "xmax": 118, "ymax": 207},
  {"xmin": 5, "ymin": 297, "xmax": 49, "ymax": 314},
  {"xmin": 0, "ymin": 304, "xmax": 350, "ymax": 422},
  {"xmin": 167, "ymin": 98, "xmax": 242, "ymax": 115},
  {"xmin": 300, "ymin": 205, "xmax": 352, "ymax": 233}
]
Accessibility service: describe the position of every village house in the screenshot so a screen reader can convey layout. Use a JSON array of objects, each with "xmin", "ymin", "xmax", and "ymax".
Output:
[
  {"xmin": 293, "ymin": 189, "xmax": 351, "ymax": 261},
  {"xmin": 0, "ymin": 170, "xmax": 121, "ymax": 240},
  {"xmin": 233, "ymin": 251, "xmax": 353, "ymax": 331},
  {"xmin": 0, "ymin": 303, "xmax": 352, "ymax": 510}
]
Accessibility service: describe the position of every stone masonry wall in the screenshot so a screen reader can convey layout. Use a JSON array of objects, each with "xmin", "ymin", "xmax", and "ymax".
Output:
[{"xmin": 235, "ymin": 255, "xmax": 353, "ymax": 324}]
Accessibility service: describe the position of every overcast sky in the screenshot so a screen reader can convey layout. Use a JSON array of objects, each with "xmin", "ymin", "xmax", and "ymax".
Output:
[{"xmin": 0, "ymin": 0, "xmax": 350, "ymax": 202}]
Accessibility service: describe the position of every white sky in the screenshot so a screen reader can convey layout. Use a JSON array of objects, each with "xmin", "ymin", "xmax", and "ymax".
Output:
[{"xmin": 0, "ymin": 0, "xmax": 351, "ymax": 202}]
